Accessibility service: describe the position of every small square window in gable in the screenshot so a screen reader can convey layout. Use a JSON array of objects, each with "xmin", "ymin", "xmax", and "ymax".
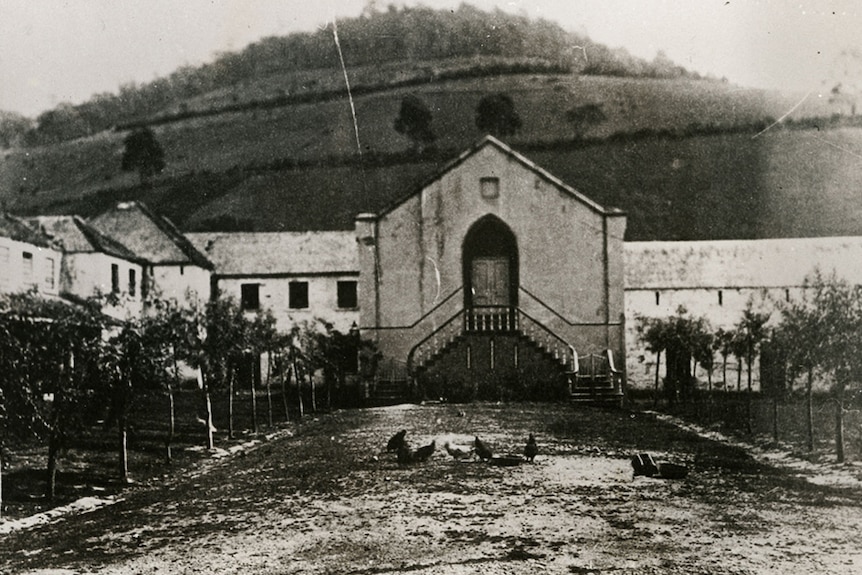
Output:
[{"xmin": 480, "ymin": 177, "xmax": 499, "ymax": 199}]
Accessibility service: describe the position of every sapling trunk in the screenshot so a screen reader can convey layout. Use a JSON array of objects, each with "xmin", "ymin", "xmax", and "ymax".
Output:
[
  {"xmin": 251, "ymin": 356, "xmax": 258, "ymax": 434},
  {"xmin": 806, "ymin": 368, "xmax": 814, "ymax": 453},
  {"xmin": 46, "ymin": 433, "xmax": 60, "ymax": 500},
  {"xmin": 280, "ymin": 355, "xmax": 290, "ymax": 423},
  {"xmin": 835, "ymin": 382, "xmax": 846, "ymax": 463},
  {"xmin": 293, "ymin": 360, "xmax": 304, "ymax": 418},
  {"xmin": 265, "ymin": 351, "xmax": 273, "ymax": 428},
  {"xmin": 119, "ymin": 424, "xmax": 129, "ymax": 482},
  {"xmin": 166, "ymin": 386, "xmax": 175, "ymax": 464},
  {"xmin": 228, "ymin": 362, "xmax": 235, "ymax": 439},
  {"xmin": 653, "ymin": 351, "xmax": 661, "ymax": 408}
]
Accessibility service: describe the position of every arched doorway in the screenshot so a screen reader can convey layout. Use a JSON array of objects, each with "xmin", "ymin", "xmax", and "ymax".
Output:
[{"xmin": 462, "ymin": 216, "xmax": 518, "ymax": 328}]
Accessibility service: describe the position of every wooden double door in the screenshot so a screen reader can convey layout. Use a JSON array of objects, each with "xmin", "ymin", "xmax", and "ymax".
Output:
[{"xmin": 471, "ymin": 256, "xmax": 511, "ymax": 307}]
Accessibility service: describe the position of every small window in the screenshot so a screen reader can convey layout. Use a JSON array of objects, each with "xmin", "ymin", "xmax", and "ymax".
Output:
[
  {"xmin": 785, "ymin": 288, "xmax": 791, "ymax": 302},
  {"xmin": 480, "ymin": 177, "xmax": 500, "ymax": 199},
  {"xmin": 655, "ymin": 291, "xmax": 660, "ymax": 306},
  {"xmin": 337, "ymin": 281, "xmax": 358, "ymax": 309},
  {"xmin": 111, "ymin": 264, "xmax": 120, "ymax": 294},
  {"xmin": 180, "ymin": 265, "xmax": 185, "ymax": 275},
  {"xmin": 241, "ymin": 283, "xmax": 260, "ymax": 310},
  {"xmin": 289, "ymin": 281, "xmax": 309, "ymax": 309},
  {"xmin": 718, "ymin": 290, "xmax": 723, "ymax": 306},
  {"xmin": 129, "ymin": 269, "xmax": 136, "ymax": 297},
  {"xmin": 44, "ymin": 257, "xmax": 55, "ymax": 291},
  {"xmin": 22, "ymin": 251, "xmax": 34, "ymax": 284}
]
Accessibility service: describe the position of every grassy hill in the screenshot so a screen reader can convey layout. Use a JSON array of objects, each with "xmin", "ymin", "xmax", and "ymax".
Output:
[{"xmin": 1, "ymin": 69, "xmax": 854, "ymax": 241}]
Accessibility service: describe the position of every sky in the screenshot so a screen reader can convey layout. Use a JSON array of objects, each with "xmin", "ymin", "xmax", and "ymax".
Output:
[{"xmin": 1, "ymin": 0, "xmax": 860, "ymax": 118}]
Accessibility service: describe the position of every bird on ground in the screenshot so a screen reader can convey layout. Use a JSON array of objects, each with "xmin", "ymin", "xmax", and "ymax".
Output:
[
  {"xmin": 413, "ymin": 440, "xmax": 436, "ymax": 462},
  {"xmin": 524, "ymin": 434, "xmax": 538, "ymax": 463},
  {"xmin": 397, "ymin": 443, "xmax": 414, "ymax": 466},
  {"xmin": 474, "ymin": 436, "xmax": 493, "ymax": 462},
  {"xmin": 631, "ymin": 453, "xmax": 659, "ymax": 477},
  {"xmin": 444, "ymin": 441, "xmax": 474, "ymax": 461},
  {"xmin": 387, "ymin": 429, "xmax": 407, "ymax": 452}
]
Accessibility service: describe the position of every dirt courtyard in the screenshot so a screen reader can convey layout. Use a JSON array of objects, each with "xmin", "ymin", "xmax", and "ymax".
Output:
[{"xmin": 3, "ymin": 402, "xmax": 862, "ymax": 575}]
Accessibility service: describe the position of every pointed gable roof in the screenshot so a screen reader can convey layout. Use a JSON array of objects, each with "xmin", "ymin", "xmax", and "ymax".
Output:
[
  {"xmin": 90, "ymin": 201, "xmax": 212, "ymax": 269},
  {"xmin": 29, "ymin": 215, "xmax": 141, "ymax": 261},
  {"xmin": 374, "ymin": 135, "xmax": 625, "ymax": 220},
  {"xmin": 0, "ymin": 213, "xmax": 57, "ymax": 248}
]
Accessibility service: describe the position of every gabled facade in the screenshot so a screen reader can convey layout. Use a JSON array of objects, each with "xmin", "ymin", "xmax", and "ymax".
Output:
[
  {"xmin": 29, "ymin": 215, "xmax": 145, "ymax": 320},
  {"xmin": 90, "ymin": 201, "xmax": 213, "ymax": 306},
  {"xmin": 355, "ymin": 136, "xmax": 627, "ymax": 397},
  {"xmin": 187, "ymin": 231, "xmax": 359, "ymax": 333},
  {"xmin": 0, "ymin": 213, "xmax": 62, "ymax": 297}
]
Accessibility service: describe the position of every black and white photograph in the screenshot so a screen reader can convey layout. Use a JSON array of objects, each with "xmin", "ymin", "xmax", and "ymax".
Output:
[{"xmin": 1, "ymin": 1, "xmax": 861, "ymax": 573}]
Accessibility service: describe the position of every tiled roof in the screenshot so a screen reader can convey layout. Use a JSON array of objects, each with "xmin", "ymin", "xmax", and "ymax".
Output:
[
  {"xmin": 186, "ymin": 231, "xmax": 357, "ymax": 277},
  {"xmin": 0, "ymin": 213, "xmax": 55, "ymax": 248},
  {"xmin": 90, "ymin": 201, "xmax": 212, "ymax": 269},
  {"xmin": 29, "ymin": 216, "xmax": 140, "ymax": 261},
  {"xmin": 625, "ymin": 236, "xmax": 862, "ymax": 289}
]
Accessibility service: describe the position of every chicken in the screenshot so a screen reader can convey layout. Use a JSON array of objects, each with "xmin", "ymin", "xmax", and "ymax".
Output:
[
  {"xmin": 524, "ymin": 433, "xmax": 538, "ymax": 462},
  {"xmin": 387, "ymin": 429, "xmax": 407, "ymax": 452},
  {"xmin": 474, "ymin": 436, "xmax": 493, "ymax": 462},
  {"xmin": 444, "ymin": 441, "xmax": 474, "ymax": 461},
  {"xmin": 413, "ymin": 440, "xmax": 436, "ymax": 462},
  {"xmin": 396, "ymin": 443, "xmax": 414, "ymax": 466}
]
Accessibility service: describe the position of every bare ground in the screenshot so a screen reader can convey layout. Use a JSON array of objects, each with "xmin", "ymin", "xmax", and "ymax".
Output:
[{"xmin": 2, "ymin": 402, "xmax": 862, "ymax": 575}]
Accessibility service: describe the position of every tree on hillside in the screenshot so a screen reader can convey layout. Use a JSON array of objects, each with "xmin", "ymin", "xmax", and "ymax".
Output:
[
  {"xmin": 475, "ymin": 93, "xmax": 522, "ymax": 138},
  {"xmin": 565, "ymin": 103, "xmax": 607, "ymax": 139},
  {"xmin": 121, "ymin": 127, "xmax": 166, "ymax": 184},
  {"xmin": 393, "ymin": 95, "xmax": 436, "ymax": 152}
]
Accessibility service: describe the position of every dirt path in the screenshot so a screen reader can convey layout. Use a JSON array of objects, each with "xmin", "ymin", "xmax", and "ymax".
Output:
[{"xmin": 3, "ymin": 403, "xmax": 862, "ymax": 574}]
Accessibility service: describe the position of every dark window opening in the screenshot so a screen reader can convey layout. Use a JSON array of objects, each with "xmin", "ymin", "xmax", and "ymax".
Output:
[
  {"xmin": 22, "ymin": 251, "xmax": 34, "ymax": 284},
  {"xmin": 289, "ymin": 281, "xmax": 309, "ymax": 309},
  {"xmin": 241, "ymin": 283, "xmax": 260, "ymax": 310},
  {"xmin": 129, "ymin": 269, "xmax": 137, "ymax": 297},
  {"xmin": 718, "ymin": 290, "xmax": 723, "ymax": 306},
  {"xmin": 111, "ymin": 264, "xmax": 120, "ymax": 294},
  {"xmin": 655, "ymin": 291, "xmax": 660, "ymax": 306},
  {"xmin": 337, "ymin": 281, "xmax": 358, "ymax": 309}
]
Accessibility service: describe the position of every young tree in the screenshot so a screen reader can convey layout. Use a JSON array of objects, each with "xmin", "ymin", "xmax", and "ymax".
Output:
[
  {"xmin": 475, "ymin": 93, "xmax": 522, "ymax": 138},
  {"xmin": 121, "ymin": 127, "xmax": 166, "ymax": 184},
  {"xmin": 636, "ymin": 307, "xmax": 711, "ymax": 406},
  {"xmin": 636, "ymin": 315, "xmax": 669, "ymax": 406},
  {"xmin": 734, "ymin": 302, "xmax": 771, "ymax": 434},
  {"xmin": 393, "ymin": 95, "xmax": 436, "ymax": 152},
  {"xmin": 0, "ymin": 291, "xmax": 107, "ymax": 499},
  {"xmin": 776, "ymin": 286, "xmax": 827, "ymax": 453},
  {"xmin": 135, "ymin": 297, "xmax": 198, "ymax": 464},
  {"xmin": 775, "ymin": 271, "xmax": 862, "ymax": 462}
]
